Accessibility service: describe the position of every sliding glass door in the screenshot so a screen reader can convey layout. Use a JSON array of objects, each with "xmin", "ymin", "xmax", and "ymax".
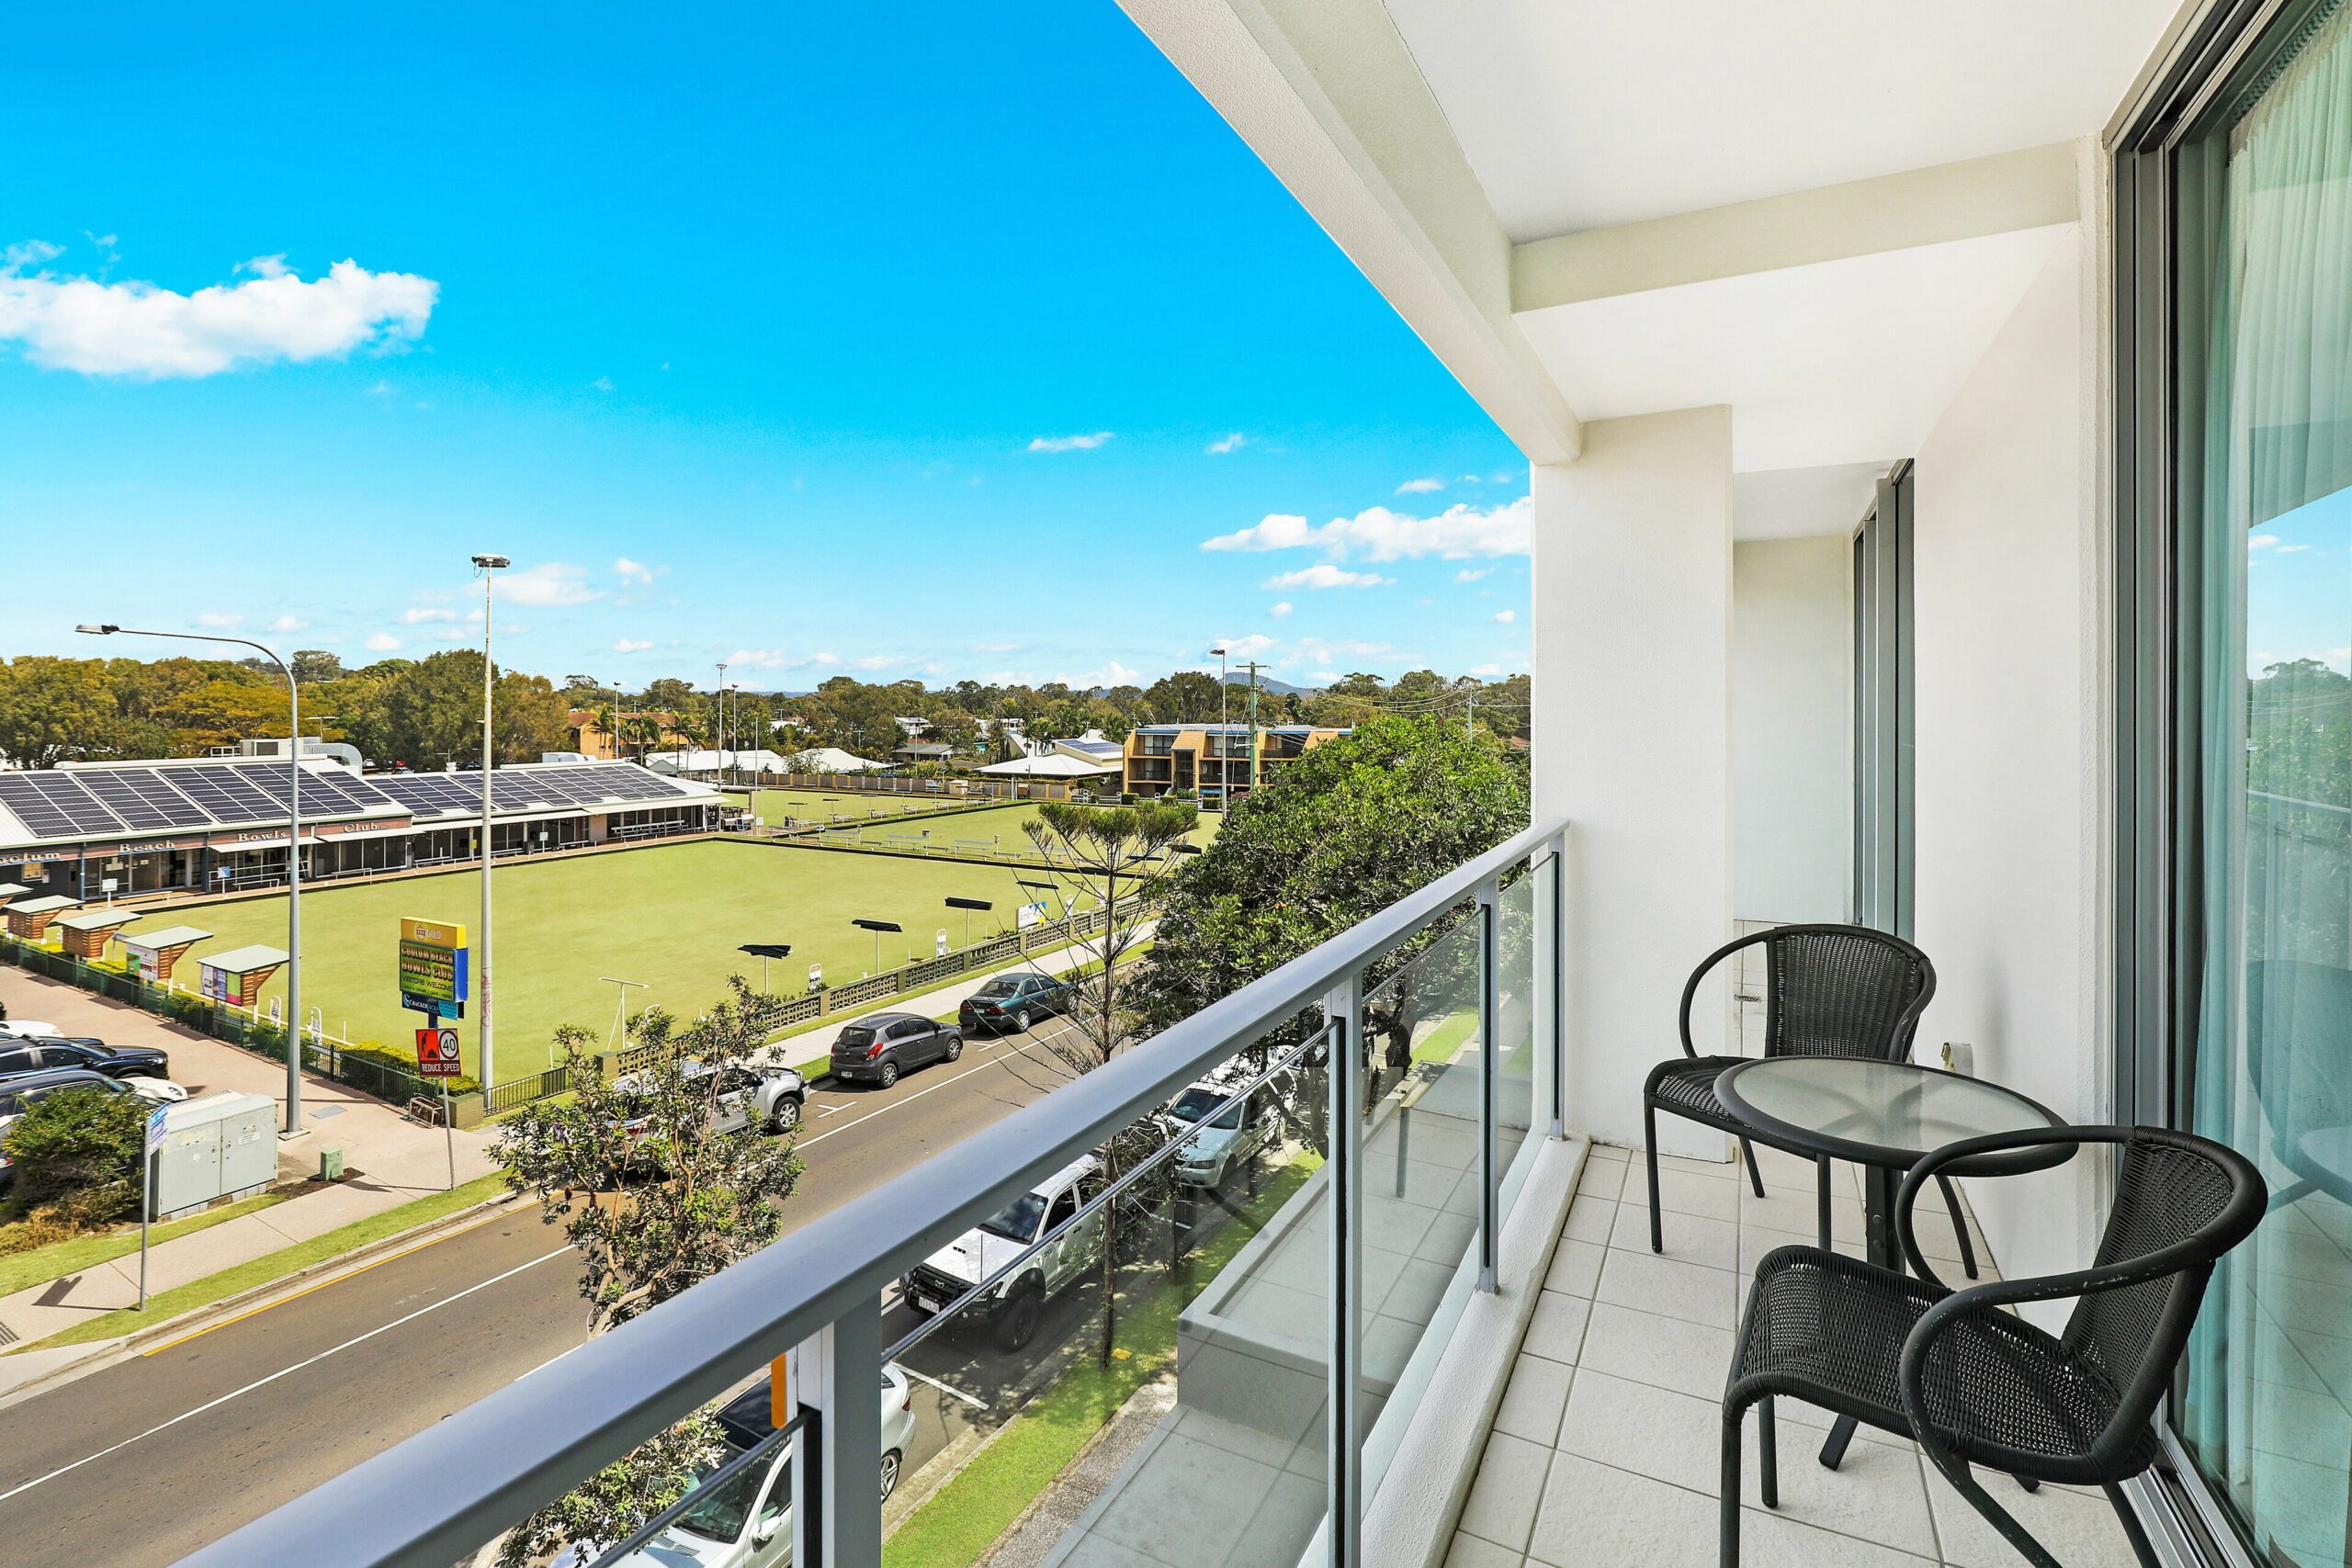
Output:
[
  {"xmin": 1853, "ymin": 462, "xmax": 1914, "ymax": 938},
  {"xmin": 2120, "ymin": 4, "xmax": 2352, "ymax": 1560}
]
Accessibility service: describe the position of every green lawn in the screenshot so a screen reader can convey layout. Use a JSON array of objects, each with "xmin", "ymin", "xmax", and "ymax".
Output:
[
  {"xmin": 728, "ymin": 794, "xmax": 1222, "ymax": 858},
  {"xmin": 0, "ymin": 1189, "xmax": 293, "ymax": 1298},
  {"xmin": 174, "ymin": 842, "xmax": 1069, "ymax": 1078},
  {"xmin": 725, "ymin": 789, "xmax": 1010, "ymax": 829}
]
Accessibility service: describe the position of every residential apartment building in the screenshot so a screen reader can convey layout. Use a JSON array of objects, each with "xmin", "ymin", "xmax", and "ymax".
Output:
[
  {"xmin": 1121, "ymin": 721, "xmax": 1347, "ymax": 803},
  {"xmin": 564, "ymin": 707, "xmax": 685, "ymax": 761},
  {"xmin": 209, "ymin": 4, "xmax": 2352, "ymax": 1567}
]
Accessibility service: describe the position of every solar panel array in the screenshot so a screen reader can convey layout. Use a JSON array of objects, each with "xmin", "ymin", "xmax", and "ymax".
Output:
[{"xmin": 0, "ymin": 761, "xmax": 705, "ymax": 846}]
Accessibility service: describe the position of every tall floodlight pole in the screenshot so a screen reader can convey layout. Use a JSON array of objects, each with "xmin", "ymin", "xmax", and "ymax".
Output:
[
  {"xmin": 716, "ymin": 663, "xmax": 729, "ymax": 784},
  {"xmin": 1240, "ymin": 660, "xmax": 1267, "ymax": 796},
  {"xmin": 78, "ymin": 623, "xmax": 305, "ymax": 1134},
  {"xmin": 472, "ymin": 554, "xmax": 511, "ymax": 1092}
]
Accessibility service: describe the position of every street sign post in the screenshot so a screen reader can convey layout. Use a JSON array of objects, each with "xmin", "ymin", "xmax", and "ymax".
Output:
[
  {"xmin": 140, "ymin": 1103, "xmax": 167, "ymax": 1308},
  {"xmin": 412, "ymin": 1023, "xmax": 460, "ymax": 1190}
]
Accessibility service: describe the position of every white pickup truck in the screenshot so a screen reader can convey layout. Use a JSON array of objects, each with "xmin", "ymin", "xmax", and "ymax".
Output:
[{"xmin": 900, "ymin": 1152, "xmax": 1104, "ymax": 1350}]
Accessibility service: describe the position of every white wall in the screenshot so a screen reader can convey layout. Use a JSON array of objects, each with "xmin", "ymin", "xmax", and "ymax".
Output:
[
  {"xmin": 1532, "ymin": 407, "xmax": 1734, "ymax": 1154},
  {"xmin": 1733, "ymin": 536, "xmax": 1851, "ymax": 923},
  {"xmin": 1910, "ymin": 223, "xmax": 2109, "ymax": 1302}
]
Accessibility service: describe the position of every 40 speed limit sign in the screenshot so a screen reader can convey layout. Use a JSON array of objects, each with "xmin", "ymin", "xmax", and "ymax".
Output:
[{"xmin": 413, "ymin": 1027, "xmax": 463, "ymax": 1078}]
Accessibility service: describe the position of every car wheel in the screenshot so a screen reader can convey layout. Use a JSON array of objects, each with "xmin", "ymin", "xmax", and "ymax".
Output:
[
  {"xmin": 1013, "ymin": 1008, "xmax": 1034, "ymax": 1032},
  {"xmin": 995, "ymin": 1286, "xmax": 1044, "ymax": 1352},
  {"xmin": 943, "ymin": 1034, "xmax": 963, "ymax": 1063},
  {"xmin": 879, "ymin": 1449, "xmax": 903, "ymax": 1504},
  {"xmin": 769, "ymin": 1097, "xmax": 801, "ymax": 1134},
  {"xmin": 877, "ymin": 1059, "xmax": 900, "ymax": 1089}
]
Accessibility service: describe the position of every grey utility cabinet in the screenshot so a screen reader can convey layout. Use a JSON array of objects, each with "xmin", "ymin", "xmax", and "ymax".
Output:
[{"xmin": 152, "ymin": 1091, "xmax": 277, "ymax": 1220}]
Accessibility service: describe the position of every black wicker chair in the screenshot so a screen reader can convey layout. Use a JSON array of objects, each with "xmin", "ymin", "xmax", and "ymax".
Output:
[
  {"xmin": 1645, "ymin": 924, "xmax": 1973, "ymax": 1277},
  {"xmin": 1720, "ymin": 1125, "xmax": 2267, "ymax": 1567}
]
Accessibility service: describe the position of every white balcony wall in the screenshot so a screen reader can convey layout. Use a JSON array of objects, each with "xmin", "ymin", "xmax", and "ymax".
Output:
[
  {"xmin": 1732, "ymin": 535, "xmax": 1853, "ymax": 924},
  {"xmin": 1532, "ymin": 406, "xmax": 1734, "ymax": 1155},
  {"xmin": 1909, "ymin": 211, "xmax": 2110, "ymax": 1307}
]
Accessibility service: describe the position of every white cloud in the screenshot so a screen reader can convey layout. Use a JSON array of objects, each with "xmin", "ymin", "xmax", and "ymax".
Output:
[
  {"xmin": 1493, "ymin": 608, "xmax": 1517, "ymax": 624},
  {"xmin": 365, "ymin": 632, "xmax": 403, "ymax": 652},
  {"xmin": 266, "ymin": 615, "xmax": 310, "ymax": 633},
  {"xmin": 1264, "ymin": 564, "xmax": 1392, "ymax": 591},
  {"xmin": 1026, "ymin": 431, "xmax": 1114, "ymax": 453},
  {"xmin": 1282, "ymin": 637, "xmax": 1396, "ymax": 670},
  {"xmin": 2277, "ymin": 543, "xmax": 2311, "ymax": 553},
  {"xmin": 1205, "ymin": 433, "xmax": 1247, "ymax": 455},
  {"xmin": 1396, "ymin": 477, "xmax": 1444, "ymax": 494},
  {"xmin": 853, "ymin": 654, "xmax": 899, "ymax": 671},
  {"xmin": 727, "ymin": 649, "xmax": 789, "ymax": 669},
  {"xmin": 1204, "ymin": 496, "xmax": 1530, "ymax": 562},
  {"xmin": 0, "ymin": 248, "xmax": 436, "ymax": 378},
  {"xmin": 1218, "ymin": 633, "xmax": 1278, "ymax": 659},
  {"xmin": 613, "ymin": 557, "xmax": 662, "ymax": 587},
  {"xmin": 492, "ymin": 563, "xmax": 603, "ymax": 607},
  {"xmin": 2250, "ymin": 535, "xmax": 2281, "ymax": 550},
  {"xmin": 590, "ymin": 376, "xmax": 614, "ymax": 392},
  {"xmin": 195, "ymin": 612, "xmax": 243, "ymax": 629},
  {"xmin": 1072, "ymin": 660, "xmax": 1142, "ymax": 688},
  {"xmin": 612, "ymin": 638, "xmax": 654, "ymax": 654},
  {"xmin": 365, "ymin": 378, "xmax": 392, "ymax": 395},
  {"xmin": 401, "ymin": 606, "xmax": 460, "ymax": 624},
  {"xmin": 1468, "ymin": 662, "xmax": 1508, "ymax": 678},
  {"xmin": 973, "ymin": 640, "xmax": 1022, "ymax": 653},
  {"xmin": 1455, "ymin": 567, "xmax": 1491, "ymax": 583},
  {"xmin": 1269, "ymin": 602, "xmax": 1293, "ymax": 618}
]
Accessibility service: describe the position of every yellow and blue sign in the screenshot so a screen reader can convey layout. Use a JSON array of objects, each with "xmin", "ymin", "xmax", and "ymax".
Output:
[{"xmin": 398, "ymin": 916, "xmax": 469, "ymax": 1019}]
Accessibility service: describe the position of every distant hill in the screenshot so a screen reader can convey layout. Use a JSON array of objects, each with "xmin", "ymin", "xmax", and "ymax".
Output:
[{"xmin": 1219, "ymin": 672, "xmax": 1319, "ymax": 697}]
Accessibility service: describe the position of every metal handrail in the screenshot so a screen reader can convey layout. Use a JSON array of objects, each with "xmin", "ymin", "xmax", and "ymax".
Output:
[{"xmin": 179, "ymin": 816, "xmax": 1566, "ymax": 1568}]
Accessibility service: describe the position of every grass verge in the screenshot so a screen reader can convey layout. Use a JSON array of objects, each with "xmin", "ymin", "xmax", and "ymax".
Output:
[
  {"xmin": 883, "ymin": 1154, "xmax": 1320, "ymax": 1568},
  {"xmin": 0, "ymin": 1189, "xmax": 294, "ymax": 1300},
  {"xmin": 9, "ymin": 1172, "xmax": 512, "ymax": 1355}
]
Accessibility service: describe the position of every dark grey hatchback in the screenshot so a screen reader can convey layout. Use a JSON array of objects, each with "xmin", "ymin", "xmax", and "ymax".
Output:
[{"xmin": 829, "ymin": 1011, "xmax": 964, "ymax": 1089}]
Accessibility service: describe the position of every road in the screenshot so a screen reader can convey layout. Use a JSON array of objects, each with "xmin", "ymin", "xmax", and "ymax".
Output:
[{"xmin": 0, "ymin": 1015, "xmax": 1098, "ymax": 1568}]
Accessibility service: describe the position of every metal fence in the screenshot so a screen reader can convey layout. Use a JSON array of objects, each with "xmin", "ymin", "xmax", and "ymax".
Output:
[
  {"xmin": 483, "ymin": 1065, "xmax": 572, "ymax": 1114},
  {"xmin": 185, "ymin": 817, "xmax": 1568, "ymax": 1568}
]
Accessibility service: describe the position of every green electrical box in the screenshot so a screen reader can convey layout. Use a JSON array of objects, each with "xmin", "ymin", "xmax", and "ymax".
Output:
[{"xmin": 319, "ymin": 1145, "xmax": 345, "ymax": 1181}]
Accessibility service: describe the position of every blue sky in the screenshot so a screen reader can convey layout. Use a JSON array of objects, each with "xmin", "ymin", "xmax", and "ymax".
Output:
[{"xmin": 0, "ymin": 5, "xmax": 1530, "ymax": 693}]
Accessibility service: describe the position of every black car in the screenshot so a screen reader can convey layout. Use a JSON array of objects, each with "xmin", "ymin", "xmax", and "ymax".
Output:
[
  {"xmin": 0, "ymin": 1037, "xmax": 171, "ymax": 1084},
  {"xmin": 829, "ymin": 1011, "xmax": 964, "ymax": 1089},
  {"xmin": 957, "ymin": 972, "xmax": 1070, "ymax": 1035}
]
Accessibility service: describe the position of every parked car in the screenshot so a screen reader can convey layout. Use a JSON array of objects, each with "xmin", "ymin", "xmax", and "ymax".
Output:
[
  {"xmin": 559, "ymin": 1364, "xmax": 919, "ymax": 1568},
  {"xmin": 0, "ymin": 1069, "xmax": 180, "ymax": 1187},
  {"xmin": 0, "ymin": 1037, "xmax": 173, "ymax": 1085},
  {"xmin": 829, "ymin": 1012, "xmax": 963, "ymax": 1089},
  {"xmin": 610, "ymin": 1058, "xmax": 808, "ymax": 1153},
  {"xmin": 956, "ymin": 971, "xmax": 1069, "ymax": 1035},
  {"xmin": 901, "ymin": 1152, "xmax": 1102, "ymax": 1350},
  {"xmin": 0, "ymin": 1021, "xmax": 62, "ymax": 1042},
  {"xmin": 1160, "ymin": 1074, "xmax": 1283, "ymax": 1189}
]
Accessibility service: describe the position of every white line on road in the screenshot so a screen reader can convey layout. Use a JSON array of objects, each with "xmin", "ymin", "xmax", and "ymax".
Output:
[
  {"xmin": 0, "ymin": 1244, "xmax": 573, "ymax": 1506},
  {"xmin": 899, "ymin": 1363, "xmax": 987, "ymax": 1410}
]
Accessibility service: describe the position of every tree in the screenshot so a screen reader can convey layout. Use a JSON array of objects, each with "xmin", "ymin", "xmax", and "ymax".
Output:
[
  {"xmin": 492, "ymin": 979, "xmax": 803, "ymax": 1564},
  {"xmin": 289, "ymin": 649, "xmax": 345, "ymax": 683},
  {"xmin": 2, "ymin": 1085, "xmax": 145, "ymax": 1224},
  {"xmin": 1141, "ymin": 671, "xmax": 1221, "ymax": 725},
  {"xmin": 1021, "ymin": 799, "xmax": 1196, "ymax": 1367},
  {"xmin": 0, "ymin": 658, "xmax": 120, "ymax": 767},
  {"xmin": 1135, "ymin": 716, "xmax": 1528, "ymax": 1086}
]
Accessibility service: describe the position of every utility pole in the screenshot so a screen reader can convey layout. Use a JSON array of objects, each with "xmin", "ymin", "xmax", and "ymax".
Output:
[
  {"xmin": 1209, "ymin": 646, "xmax": 1228, "ymax": 804},
  {"xmin": 716, "ymin": 663, "xmax": 729, "ymax": 784},
  {"xmin": 1239, "ymin": 660, "xmax": 1268, "ymax": 796},
  {"xmin": 1467, "ymin": 688, "xmax": 1476, "ymax": 739}
]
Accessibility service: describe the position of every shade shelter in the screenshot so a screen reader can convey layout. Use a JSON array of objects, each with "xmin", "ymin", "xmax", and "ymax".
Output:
[
  {"xmin": 4, "ymin": 895, "xmax": 79, "ymax": 942},
  {"xmin": 196, "ymin": 943, "xmax": 291, "ymax": 1009},
  {"xmin": 118, "ymin": 924, "xmax": 212, "ymax": 987},
  {"xmin": 51, "ymin": 907, "xmax": 142, "ymax": 962}
]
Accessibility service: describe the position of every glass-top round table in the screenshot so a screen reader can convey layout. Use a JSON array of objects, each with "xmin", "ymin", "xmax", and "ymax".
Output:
[{"xmin": 1716, "ymin": 1056, "xmax": 2072, "ymax": 1470}]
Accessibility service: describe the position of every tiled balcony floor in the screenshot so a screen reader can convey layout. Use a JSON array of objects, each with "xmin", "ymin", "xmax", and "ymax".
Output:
[{"xmin": 1449, "ymin": 1143, "xmax": 2144, "ymax": 1567}]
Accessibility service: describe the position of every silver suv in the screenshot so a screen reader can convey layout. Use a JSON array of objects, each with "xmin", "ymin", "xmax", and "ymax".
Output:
[
  {"xmin": 901, "ymin": 1152, "xmax": 1103, "ymax": 1350},
  {"xmin": 615, "ymin": 1058, "xmax": 808, "ymax": 1137}
]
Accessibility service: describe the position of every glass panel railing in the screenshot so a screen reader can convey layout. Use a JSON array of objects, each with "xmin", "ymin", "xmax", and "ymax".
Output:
[
  {"xmin": 1355, "ymin": 909, "xmax": 1484, "ymax": 1516},
  {"xmin": 1494, "ymin": 862, "xmax": 1540, "ymax": 1227},
  {"xmin": 881, "ymin": 1021, "xmax": 1333, "ymax": 1568}
]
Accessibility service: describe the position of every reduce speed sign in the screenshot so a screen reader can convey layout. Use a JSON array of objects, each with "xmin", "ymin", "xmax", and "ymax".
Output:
[{"xmin": 413, "ymin": 1027, "xmax": 463, "ymax": 1078}]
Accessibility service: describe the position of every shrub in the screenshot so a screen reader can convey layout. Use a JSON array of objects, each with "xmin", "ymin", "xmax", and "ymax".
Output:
[{"xmin": 2, "ymin": 1087, "xmax": 146, "ymax": 1222}]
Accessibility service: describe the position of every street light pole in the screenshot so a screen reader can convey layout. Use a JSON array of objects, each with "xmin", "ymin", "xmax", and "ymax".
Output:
[
  {"xmin": 472, "ymin": 554, "xmax": 510, "ymax": 1092},
  {"xmin": 1209, "ymin": 646, "xmax": 1227, "ymax": 805},
  {"xmin": 77, "ymin": 623, "xmax": 306, "ymax": 1134},
  {"xmin": 716, "ymin": 663, "xmax": 729, "ymax": 785}
]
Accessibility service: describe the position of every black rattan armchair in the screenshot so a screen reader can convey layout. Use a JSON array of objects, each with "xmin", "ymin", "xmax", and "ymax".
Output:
[
  {"xmin": 1720, "ymin": 1125, "xmax": 2267, "ymax": 1567},
  {"xmin": 1647, "ymin": 925, "xmax": 1973, "ymax": 1275}
]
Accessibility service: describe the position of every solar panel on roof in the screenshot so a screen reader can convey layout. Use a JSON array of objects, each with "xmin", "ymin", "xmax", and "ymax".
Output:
[
  {"xmin": 0, "ymin": 776, "xmax": 79, "ymax": 840},
  {"xmin": 118, "ymin": 770, "xmax": 215, "ymax": 827},
  {"xmin": 27, "ymin": 774, "xmax": 128, "ymax": 835},
  {"xmin": 79, "ymin": 771, "xmax": 190, "ymax": 830},
  {"xmin": 175, "ymin": 764, "xmax": 282, "ymax": 827}
]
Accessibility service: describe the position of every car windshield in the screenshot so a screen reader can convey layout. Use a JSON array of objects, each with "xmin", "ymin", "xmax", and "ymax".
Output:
[
  {"xmin": 974, "ymin": 980, "xmax": 1017, "ymax": 998},
  {"xmin": 978, "ymin": 1190, "xmax": 1046, "ymax": 1244},
  {"xmin": 672, "ymin": 1454, "xmax": 766, "ymax": 1544},
  {"xmin": 1168, "ymin": 1087, "xmax": 1243, "ymax": 1130}
]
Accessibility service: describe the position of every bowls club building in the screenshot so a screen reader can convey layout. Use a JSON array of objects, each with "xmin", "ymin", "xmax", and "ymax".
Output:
[{"xmin": 0, "ymin": 757, "xmax": 724, "ymax": 904}]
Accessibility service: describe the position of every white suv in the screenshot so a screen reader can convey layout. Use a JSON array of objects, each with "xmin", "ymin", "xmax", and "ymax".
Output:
[
  {"xmin": 614, "ymin": 1058, "xmax": 807, "ymax": 1137},
  {"xmin": 1162, "ymin": 1074, "xmax": 1283, "ymax": 1188},
  {"xmin": 902, "ymin": 1153, "xmax": 1103, "ymax": 1350}
]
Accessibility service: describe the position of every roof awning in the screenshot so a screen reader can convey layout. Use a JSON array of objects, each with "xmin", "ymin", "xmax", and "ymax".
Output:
[
  {"xmin": 52, "ymin": 909, "xmax": 141, "ymax": 933},
  {"xmin": 202, "ymin": 943, "xmax": 291, "ymax": 974},
  {"xmin": 125, "ymin": 925, "xmax": 212, "ymax": 948},
  {"xmin": 9, "ymin": 896, "xmax": 80, "ymax": 915}
]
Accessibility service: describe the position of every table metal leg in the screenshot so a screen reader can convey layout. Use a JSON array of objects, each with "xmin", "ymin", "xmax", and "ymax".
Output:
[{"xmin": 1819, "ymin": 1163, "xmax": 1899, "ymax": 1471}]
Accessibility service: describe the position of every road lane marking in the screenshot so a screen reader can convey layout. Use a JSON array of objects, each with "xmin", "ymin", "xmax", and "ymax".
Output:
[
  {"xmin": 141, "ymin": 1205, "xmax": 518, "ymax": 1356},
  {"xmin": 0, "ymin": 1244, "xmax": 571, "ymax": 1506},
  {"xmin": 899, "ymin": 1364, "xmax": 987, "ymax": 1410},
  {"xmin": 797, "ymin": 1030, "xmax": 1066, "ymax": 1150}
]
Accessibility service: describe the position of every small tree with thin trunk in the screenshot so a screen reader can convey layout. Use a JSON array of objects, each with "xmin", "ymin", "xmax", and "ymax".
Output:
[
  {"xmin": 1021, "ymin": 799, "xmax": 1195, "ymax": 1367},
  {"xmin": 488, "ymin": 979, "xmax": 802, "ymax": 1565}
]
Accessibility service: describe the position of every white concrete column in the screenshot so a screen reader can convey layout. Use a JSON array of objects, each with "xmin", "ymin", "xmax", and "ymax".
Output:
[{"xmin": 1530, "ymin": 408, "xmax": 1735, "ymax": 1154}]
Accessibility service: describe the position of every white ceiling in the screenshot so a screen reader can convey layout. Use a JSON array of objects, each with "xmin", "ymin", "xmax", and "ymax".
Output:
[
  {"xmin": 1514, "ymin": 225, "xmax": 2069, "ymax": 472},
  {"xmin": 1734, "ymin": 463, "xmax": 1886, "ymax": 542},
  {"xmin": 1381, "ymin": 0, "xmax": 2180, "ymax": 239}
]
